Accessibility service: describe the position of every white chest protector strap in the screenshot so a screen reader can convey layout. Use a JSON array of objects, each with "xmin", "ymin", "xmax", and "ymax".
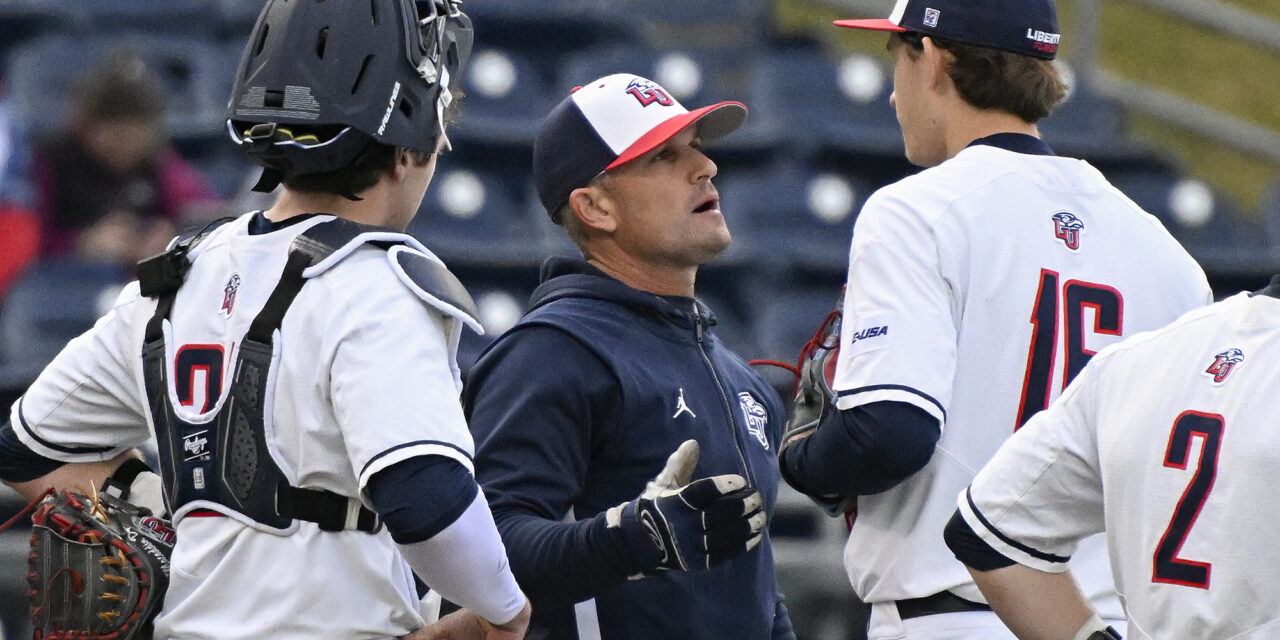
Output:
[{"xmin": 138, "ymin": 217, "xmax": 477, "ymax": 534}]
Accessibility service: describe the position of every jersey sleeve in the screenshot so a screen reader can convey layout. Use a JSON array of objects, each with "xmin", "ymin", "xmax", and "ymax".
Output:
[
  {"xmin": 10, "ymin": 282, "xmax": 152, "ymax": 461},
  {"xmin": 833, "ymin": 190, "xmax": 955, "ymax": 423},
  {"xmin": 955, "ymin": 359, "xmax": 1107, "ymax": 573},
  {"xmin": 320, "ymin": 273, "xmax": 476, "ymax": 493}
]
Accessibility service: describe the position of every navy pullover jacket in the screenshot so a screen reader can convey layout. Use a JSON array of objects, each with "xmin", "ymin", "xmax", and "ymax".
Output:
[{"xmin": 464, "ymin": 258, "xmax": 794, "ymax": 640}]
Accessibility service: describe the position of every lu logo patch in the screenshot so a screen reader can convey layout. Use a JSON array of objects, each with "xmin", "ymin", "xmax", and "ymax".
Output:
[
  {"xmin": 738, "ymin": 392, "xmax": 770, "ymax": 449},
  {"xmin": 1052, "ymin": 212, "xmax": 1084, "ymax": 250},
  {"xmin": 1204, "ymin": 348, "xmax": 1244, "ymax": 384},
  {"xmin": 222, "ymin": 274, "xmax": 241, "ymax": 316}
]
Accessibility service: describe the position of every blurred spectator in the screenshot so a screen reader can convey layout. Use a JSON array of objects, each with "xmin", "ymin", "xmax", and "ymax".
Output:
[
  {"xmin": 0, "ymin": 82, "xmax": 39, "ymax": 297},
  {"xmin": 31, "ymin": 48, "xmax": 216, "ymax": 267}
]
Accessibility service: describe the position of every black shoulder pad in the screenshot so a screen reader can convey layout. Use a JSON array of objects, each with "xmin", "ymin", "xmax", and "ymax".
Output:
[
  {"xmin": 172, "ymin": 216, "xmax": 238, "ymax": 249},
  {"xmin": 292, "ymin": 217, "xmax": 400, "ymax": 264},
  {"xmin": 394, "ymin": 250, "xmax": 481, "ymax": 326},
  {"xmin": 138, "ymin": 216, "xmax": 237, "ymax": 298}
]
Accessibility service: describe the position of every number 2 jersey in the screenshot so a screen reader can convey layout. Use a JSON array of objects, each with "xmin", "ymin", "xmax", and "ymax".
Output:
[
  {"xmin": 833, "ymin": 134, "xmax": 1212, "ymax": 614},
  {"xmin": 956, "ymin": 282, "xmax": 1280, "ymax": 639}
]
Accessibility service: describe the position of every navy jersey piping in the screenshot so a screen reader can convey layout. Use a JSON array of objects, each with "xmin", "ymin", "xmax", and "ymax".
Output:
[
  {"xmin": 16, "ymin": 398, "xmax": 114, "ymax": 455},
  {"xmin": 361, "ymin": 440, "xmax": 474, "ymax": 478},
  {"xmin": 966, "ymin": 132, "xmax": 1056, "ymax": 157},
  {"xmin": 965, "ymin": 487, "xmax": 1070, "ymax": 564},
  {"xmin": 837, "ymin": 384, "xmax": 947, "ymax": 419}
]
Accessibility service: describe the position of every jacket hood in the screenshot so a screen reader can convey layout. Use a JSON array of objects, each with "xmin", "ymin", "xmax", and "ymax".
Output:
[{"xmin": 529, "ymin": 256, "xmax": 717, "ymax": 330}]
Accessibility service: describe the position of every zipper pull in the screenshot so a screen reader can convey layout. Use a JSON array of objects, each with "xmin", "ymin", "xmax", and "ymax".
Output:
[{"xmin": 693, "ymin": 301, "xmax": 705, "ymax": 343}]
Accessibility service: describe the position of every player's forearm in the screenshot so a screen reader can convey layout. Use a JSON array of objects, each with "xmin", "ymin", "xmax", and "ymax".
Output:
[
  {"xmin": 968, "ymin": 564, "xmax": 1095, "ymax": 640},
  {"xmin": 780, "ymin": 401, "xmax": 938, "ymax": 498},
  {"xmin": 5, "ymin": 449, "xmax": 140, "ymax": 502},
  {"xmin": 399, "ymin": 492, "xmax": 528, "ymax": 626}
]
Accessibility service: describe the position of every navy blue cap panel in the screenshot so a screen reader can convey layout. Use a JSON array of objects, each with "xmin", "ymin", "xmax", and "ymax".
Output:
[
  {"xmin": 532, "ymin": 98, "xmax": 616, "ymax": 220},
  {"xmin": 892, "ymin": 0, "xmax": 1060, "ymax": 59}
]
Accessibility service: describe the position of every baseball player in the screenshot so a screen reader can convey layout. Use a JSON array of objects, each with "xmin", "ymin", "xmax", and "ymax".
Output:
[
  {"xmin": 946, "ymin": 275, "xmax": 1280, "ymax": 639},
  {"xmin": 777, "ymin": 0, "xmax": 1214, "ymax": 637},
  {"xmin": 463, "ymin": 74, "xmax": 794, "ymax": 639},
  {"xmin": 0, "ymin": 1, "xmax": 530, "ymax": 638}
]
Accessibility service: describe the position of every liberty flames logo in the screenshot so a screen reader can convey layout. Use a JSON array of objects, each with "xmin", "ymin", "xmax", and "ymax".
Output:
[
  {"xmin": 625, "ymin": 78, "xmax": 674, "ymax": 108},
  {"xmin": 738, "ymin": 392, "xmax": 770, "ymax": 450},
  {"xmin": 221, "ymin": 274, "xmax": 241, "ymax": 316},
  {"xmin": 1204, "ymin": 348, "xmax": 1244, "ymax": 383},
  {"xmin": 1052, "ymin": 212, "xmax": 1084, "ymax": 250}
]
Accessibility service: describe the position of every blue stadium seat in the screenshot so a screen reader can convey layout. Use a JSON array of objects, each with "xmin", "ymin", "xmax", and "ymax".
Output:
[
  {"xmin": 1109, "ymin": 168, "xmax": 1273, "ymax": 277},
  {"xmin": 408, "ymin": 159, "xmax": 548, "ymax": 267},
  {"xmin": 451, "ymin": 48, "xmax": 559, "ymax": 147},
  {"xmin": 716, "ymin": 161, "xmax": 864, "ymax": 270},
  {"xmin": 0, "ymin": 1, "xmax": 77, "ymax": 71},
  {"xmin": 1039, "ymin": 69, "xmax": 1130, "ymax": 158},
  {"xmin": 173, "ymin": 135, "xmax": 254, "ymax": 201},
  {"xmin": 5, "ymin": 33, "xmax": 230, "ymax": 140},
  {"xmin": 594, "ymin": 0, "xmax": 767, "ymax": 24},
  {"xmin": 749, "ymin": 281, "xmax": 845, "ymax": 373},
  {"xmin": 451, "ymin": 267, "xmax": 542, "ymax": 379},
  {"xmin": 556, "ymin": 45, "xmax": 778, "ymax": 153},
  {"xmin": 592, "ymin": 0, "xmax": 770, "ymax": 46},
  {"xmin": 692, "ymin": 265, "xmax": 766, "ymax": 361},
  {"xmin": 62, "ymin": 0, "xmax": 217, "ymax": 32},
  {"xmin": 748, "ymin": 49, "xmax": 902, "ymax": 157},
  {"xmin": 464, "ymin": 1, "xmax": 637, "ymax": 58},
  {"xmin": 212, "ymin": 0, "xmax": 267, "ymax": 39},
  {"xmin": 0, "ymin": 261, "xmax": 131, "ymax": 381}
]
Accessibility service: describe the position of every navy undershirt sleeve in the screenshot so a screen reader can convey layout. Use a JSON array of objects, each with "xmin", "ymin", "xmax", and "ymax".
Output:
[
  {"xmin": 944, "ymin": 508, "xmax": 1017, "ymax": 571},
  {"xmin": 463, "ymin": 325, "xmax": 637, "ymax": 608},
  {"xmin": 0, "ymin": 419, "xmax": 65, "ymax": 483},
  {"xmin": 780, "ymin": 400, "xmax": 940, "ymax": 498},
  {"xmin": 367, "ymin": 455, "xmax": 478, "ymax": 544}
]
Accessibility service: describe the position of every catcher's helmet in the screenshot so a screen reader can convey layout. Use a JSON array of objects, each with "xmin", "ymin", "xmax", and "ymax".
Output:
[{"xmin": 227, "ymin": 0, "xmax": 472, "ymax": 188}]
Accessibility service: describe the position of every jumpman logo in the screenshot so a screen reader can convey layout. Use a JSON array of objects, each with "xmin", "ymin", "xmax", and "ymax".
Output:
[{"xmin": 672, "ymin": 387, "xmax": 696, "ymax": 419}]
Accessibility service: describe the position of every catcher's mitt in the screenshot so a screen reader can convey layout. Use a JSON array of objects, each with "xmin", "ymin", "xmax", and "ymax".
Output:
[{"xmin": 27, "ymin": 489, "xmax": 174, "ymax": 640}]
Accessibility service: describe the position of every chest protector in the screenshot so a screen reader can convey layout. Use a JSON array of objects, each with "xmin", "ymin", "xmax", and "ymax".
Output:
[{"xmin": 137, "ymin": 217, "xmax": 478, "ymax": 534}]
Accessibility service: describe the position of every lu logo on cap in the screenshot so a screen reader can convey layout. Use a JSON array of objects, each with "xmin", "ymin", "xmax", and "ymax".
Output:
[{"xmin": 531, "ymin": 73, "xmax": 748, "ymax": 221}]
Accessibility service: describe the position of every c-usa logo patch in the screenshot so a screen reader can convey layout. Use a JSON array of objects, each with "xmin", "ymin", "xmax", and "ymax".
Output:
[
  {"xmin": 1203, "ymin": 347, "xmax": 1244, "ymax": 384},
  {"xmin": 738, "ymin": 392, "xmax": 770, "ymax": 449}
]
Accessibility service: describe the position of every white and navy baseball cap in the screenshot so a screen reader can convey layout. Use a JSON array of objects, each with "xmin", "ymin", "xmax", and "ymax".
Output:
[
  {"xmin": 532, "ymin": 73, "xmax": 747, "ymax": 222},
  {"xmin": 834, "ymin": 0, "xmax": 1061, "ymax": 60}
]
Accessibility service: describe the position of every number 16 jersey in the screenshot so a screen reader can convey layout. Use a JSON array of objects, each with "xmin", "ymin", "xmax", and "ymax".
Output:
[{"xmin": 833, "ymin": 135, "xmax": 1212, "ymax": 616}]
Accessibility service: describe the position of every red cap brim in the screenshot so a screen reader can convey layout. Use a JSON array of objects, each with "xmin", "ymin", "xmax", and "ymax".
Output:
[
  {"xmin": 832, "ymin": 18, "xmax": 907, "ymax": 32},
  {"xmin": 605, "ymin": 101, "xmax": 747, "ymax": 171}
]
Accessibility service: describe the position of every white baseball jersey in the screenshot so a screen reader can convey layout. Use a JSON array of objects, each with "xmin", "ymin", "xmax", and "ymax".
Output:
[
  {"xmin": 10, "ymin": 212, "xmax": 480, "ymax": 639},
  {"xmin": 958, "ymin": 288, "xmax": 1280, "ymax": 639},
  {"xmin": 833, "ymin": 138, "xmax": 1212, "ymax": 625}
]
